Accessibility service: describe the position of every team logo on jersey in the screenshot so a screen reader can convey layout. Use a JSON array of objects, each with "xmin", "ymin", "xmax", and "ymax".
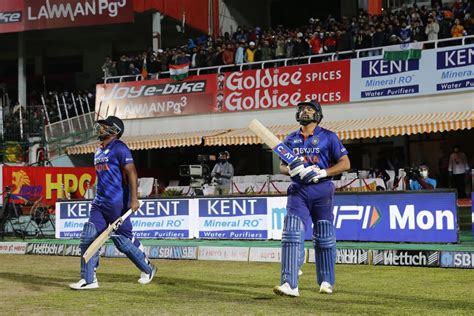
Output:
[
  {"xmin": 293, "ymin": 139, "xmax": 303, "ymax": 144},
  {"xmin": 311, "ymin": 137, "xmax": 319, "ymax": 145},
  {"xmin": 104, "ymin": 149, "xmax": 110, "ymax": 154}
]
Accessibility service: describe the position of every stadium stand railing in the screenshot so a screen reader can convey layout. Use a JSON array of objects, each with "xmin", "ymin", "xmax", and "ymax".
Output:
[
  {"xmin": 44, "ymin": 112, "xmax": 96, "ymax": 158},
  {"xmin": 103, "ymin": 35, "xmax": 474, "ymax": 83}
]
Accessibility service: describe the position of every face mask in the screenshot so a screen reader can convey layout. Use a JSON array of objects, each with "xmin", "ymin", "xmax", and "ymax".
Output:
[{"xmin": 420, "ymin": 170, "xmax": 428, "ymax": 178}]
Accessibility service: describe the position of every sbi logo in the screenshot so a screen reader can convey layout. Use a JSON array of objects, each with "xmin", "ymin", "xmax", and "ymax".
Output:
[{"xmin": 441, "ymin": 252, "xmax": 453, "ymax": 266}]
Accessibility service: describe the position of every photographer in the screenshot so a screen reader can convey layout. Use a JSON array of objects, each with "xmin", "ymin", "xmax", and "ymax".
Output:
[
  {"xmin": 211, "ymin": 151, "xmax": 234, "ymax": 195},
  {"xmin": 404, "ymin": 165, "xmax": 437, "ymax": 190},
  {"xmin": 425, "ymin": 17, "xmax": 440, "ymax": 41}
]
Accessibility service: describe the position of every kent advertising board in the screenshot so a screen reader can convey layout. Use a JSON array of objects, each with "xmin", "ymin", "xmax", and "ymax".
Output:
[
  {"xmin": 350, "ymin": 44, "xmax": 474, "ymax": 101},
  {"xmin": 57, "ymin": 191, "xmax": 457, "ymax": 243},
  {"xmin": 198, "ymin": 197, "xmax": 268, "ymax": 239},
  {"xmin": 55, "ymin": 199, "xmax": 194, "ymax": 239},
  {"xmin": 0, "ymin": 0, "xmax": 134, "ymax": 34}
]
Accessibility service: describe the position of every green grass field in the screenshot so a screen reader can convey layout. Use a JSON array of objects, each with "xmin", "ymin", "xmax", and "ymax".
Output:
[{"xmin": 0, "ymin": 255, "xmax": 473, "ymax": 315}]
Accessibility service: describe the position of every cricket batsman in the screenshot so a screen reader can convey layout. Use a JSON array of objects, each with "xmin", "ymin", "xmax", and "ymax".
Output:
[
  {"xmin": 69, "ymin": 116, "xmax": 156, "ymax": 290},
  {"xmin": 273, "ymin": 100, "xmax": 350, "ymax": 297}
]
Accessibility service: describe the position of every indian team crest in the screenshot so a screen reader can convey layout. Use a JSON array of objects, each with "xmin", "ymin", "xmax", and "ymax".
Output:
[{"xmin": 311, "ymin": 137, "xmax": 319, "ymax": 145}]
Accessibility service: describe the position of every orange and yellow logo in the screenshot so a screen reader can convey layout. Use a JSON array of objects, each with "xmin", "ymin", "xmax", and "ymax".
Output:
[
  {"xmin": 368, "ymin": 206, "xmax": 382, "ymax": 228},
  {"xmin": 12, "ymin": 170, "xmax": 31, "ymax": 194}
]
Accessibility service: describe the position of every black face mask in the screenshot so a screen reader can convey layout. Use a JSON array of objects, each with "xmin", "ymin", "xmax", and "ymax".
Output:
[{"xmin": 219, "ymin": 158, "xmax": 227, "ymax": 162}]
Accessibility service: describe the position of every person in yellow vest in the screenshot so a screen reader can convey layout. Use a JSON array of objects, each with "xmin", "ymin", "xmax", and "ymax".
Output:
[{"xmin": 245, "ymin": 41, "xmax": 257, "ymax": 63}]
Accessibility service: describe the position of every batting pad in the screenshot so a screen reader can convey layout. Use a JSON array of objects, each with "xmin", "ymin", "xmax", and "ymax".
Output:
[
  {"xmin": 313, "ymin": 220, "xmax": 336, "ymax": 286},
  {"xmin": 111, "ymin": 235, "xmax": 153, "ymax": 274},
  {"xmin": 80, "ymin": 222, "xmax": 99, "ymax": 284},
  {"xmin": 281, "ymin": 214, "xmax": 304, "ymax": 289}
]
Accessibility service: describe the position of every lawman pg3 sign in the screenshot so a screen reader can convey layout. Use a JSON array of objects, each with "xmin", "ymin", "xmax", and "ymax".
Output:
[{"xmin": 0, "ymin": 0, "xmax": 134, "ymax": 33}]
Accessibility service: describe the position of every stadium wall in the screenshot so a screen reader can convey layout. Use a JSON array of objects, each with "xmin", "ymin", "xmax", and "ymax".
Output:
[{"xmin": 2, "ymin": 241, "xmax": 473, "ymax": 269}]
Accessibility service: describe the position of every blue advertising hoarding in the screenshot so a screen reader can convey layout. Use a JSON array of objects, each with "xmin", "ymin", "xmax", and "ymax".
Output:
[
  {"xmin": 56, "ymin": 191, "xmax": 458, "ymax": 243},
  {"xmin": 56, "ymin": 199, "xmax": 192, "ymax": 239},
  {"xmin": 198, "ymin": 197, "xmax": 268, "ymax": 239},
  {"xmin": 333, "ymin": 192, "xmax": 457, "ymax": 243}
]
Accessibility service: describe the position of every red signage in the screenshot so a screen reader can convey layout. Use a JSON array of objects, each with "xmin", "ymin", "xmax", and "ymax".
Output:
[
  {"xmin": 2, "ymin": 166, "xmax": 96, "ymax": 206},
  {"xmin": 220, "ymin": 60, "xmax": 351, "ymax": 112},
  {"xmin": 96, "ymin": 60, "xmax": 350, "ymax": 119},
  {"xmin": 95, "ymin": 74, "xmax": 218, "ymax": 119},
  {"xmin": 0, "ymin": 0, "xmax": 134, "ymax": 34}
]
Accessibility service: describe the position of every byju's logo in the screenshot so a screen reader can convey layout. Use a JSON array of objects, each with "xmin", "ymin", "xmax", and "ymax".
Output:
[
  {"xmin": 333, "ymin": 205, "xmax": 381, "ymax": 229},
  {"xmin": 0, "ymin": 11, "xmax": 22, "ymax": 24}
]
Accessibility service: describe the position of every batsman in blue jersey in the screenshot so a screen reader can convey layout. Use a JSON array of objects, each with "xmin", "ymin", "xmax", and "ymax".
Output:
[
  {"xmin": 273, "ymin": 100, "xmax": 350, "ymax": 297},
  {"xmin": 69, "ymin": 116, "xmax": 156, "ymax": 290}
]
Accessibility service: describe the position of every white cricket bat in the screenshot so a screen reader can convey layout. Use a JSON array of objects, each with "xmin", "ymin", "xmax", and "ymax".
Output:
[
  {"xmin": 248, "ymin": 119, "xmax": 298, "ymax": 164},
  {"xmin": 82, "ymin": 209, "xmax": 133, "ymax": 263}
]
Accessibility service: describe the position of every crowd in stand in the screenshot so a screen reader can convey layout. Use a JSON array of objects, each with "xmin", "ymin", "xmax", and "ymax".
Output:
[
  {"xmin": 101, "ymin": 1, "xmax": 472, "ymax": 77},
  {"xmin": 2, "ymin": 90, "xmax": 95, "ymax": 143}
]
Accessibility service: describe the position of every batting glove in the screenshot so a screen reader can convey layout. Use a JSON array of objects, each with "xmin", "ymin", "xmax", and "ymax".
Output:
[
  {"xmin": 287, "ymin": 157, "xmax": 305, "ymax": 177},
  {"xmin": 300, "ymin": 166, "xmax": 327, "ymax": 183}
]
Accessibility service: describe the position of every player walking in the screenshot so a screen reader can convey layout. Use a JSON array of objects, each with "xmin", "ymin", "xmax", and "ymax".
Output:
[
  {"xmin": 273, "ymin": 101, "xmax": 350, "ymax": 297},
  {"xmin": 69, "ymin": 116, "xmax": 156, "ymax": 290}
]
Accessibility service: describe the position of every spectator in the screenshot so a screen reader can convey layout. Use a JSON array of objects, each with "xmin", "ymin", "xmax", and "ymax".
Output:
[
  {"xmin": 101, "ymin": 57, "xmax": 114, "ymax": 77},
  {"xmin": 412, "ymin": 20, "xmax": 426, "ymax": 41},
  {"xmin": 245, "ymin": 41, "xmax": 257, "ymax": 63},
  {"xmin": 398, "ymin": 21, "xmax": 413, "ymax": 43},
  {"xmin": 223, "ymin": 44, "xmax": 235, "ymax": 65},
  {"xmin": 425, "ymin": 16, "xmax": 440, "ymax": 40},
  {"xmin": 448, "ymin": 145, "xmax": 470, "ymax": 198},
  {"xmin": 127, "ymin": 63, "xmax": 140, "ymax": 76},
  {"xmin": 275, "ymin": 35, "xmax": 287, "ymax": 58},
  {"xmin": 148, "ymin": 54, "xmax": 161, "ymax": 75},
  {"xmin": 235, "ymin": 42, "xmax": 245, "ymax": 64},
  {"xmin": 261, "ymin": 40, "xmax": 273, "ymax": 61},
  {"xmin": 372, "ymin": 25, "xmax": 385, "ymax": 48},
  {"xmin": 308, "ymin": 33, "xmax": 322, "ymax": 55},
  {"xmin": 323, "ymin": 31, "xmax": 338, "ymax": 54},
  {"xmin": 451, "ymin": 18, "xmax": 465, "ymax": 37},
  {"xmin": 109, "ymin": 61, "xmax": 118, "ymax": 77}
]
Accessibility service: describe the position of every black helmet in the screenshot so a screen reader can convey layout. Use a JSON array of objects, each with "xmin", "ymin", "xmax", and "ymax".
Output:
[
  {"xmin": 295, "ymin": 100, "xmax": 323, "ymax": 125},
  {"xmin": 218, "ymin": 151, "xmax": 230, "ymax": 160},
  {"xmin": 95, "ymin": 115, "xmax": 124, "ymax": 140}
]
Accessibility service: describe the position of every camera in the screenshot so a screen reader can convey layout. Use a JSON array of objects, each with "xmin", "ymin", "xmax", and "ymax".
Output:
[
  {"xmin": 179, "ymin": 155, "xmax": 216, "ymax": 195},
  {"xmin": 404, "ymin": 167, "xmax": 421, "ymax": 180}
]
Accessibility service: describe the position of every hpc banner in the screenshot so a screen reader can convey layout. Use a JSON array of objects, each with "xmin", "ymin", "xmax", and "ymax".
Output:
[{"xmin": 56, "ymin": 191, "xmax": 458, "ymax": 243}]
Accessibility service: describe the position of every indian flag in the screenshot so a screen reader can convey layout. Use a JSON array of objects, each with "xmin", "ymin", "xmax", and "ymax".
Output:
[
  {"xmin": 170, "ymin": 63, "xmax": 189, "ymax": 80},
  {"xmin": 383, "ymin": 42, "xmax": 423, "ymax": 61}
]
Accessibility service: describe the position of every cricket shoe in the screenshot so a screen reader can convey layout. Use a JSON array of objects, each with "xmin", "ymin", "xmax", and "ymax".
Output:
[
  {"xmin": 298, "ymin": 270, "xmax": 303, "ymax": 276},
  {"xmin": 273, "ymin": 282, "xmax": 299, "ymax": 297},
  {"xmin": 138, "ymin": 264, "xmax": 157, "ymax": 285},
  {"xmin": 319, "ymin": 281, "xmax": 333, "ymax": 294},
  {"xmin": 69, "ymin": 278, "xmax": 99, "ymax": 290}
]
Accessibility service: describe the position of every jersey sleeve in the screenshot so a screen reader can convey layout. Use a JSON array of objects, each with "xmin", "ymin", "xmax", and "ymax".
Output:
[
  {"xmin": 116, "ymin": 142, "xmax": 134, "ymax": 167},
  {"xmin": 330, "ymin": 132, "xmax": 348, "ymax": 162}
]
